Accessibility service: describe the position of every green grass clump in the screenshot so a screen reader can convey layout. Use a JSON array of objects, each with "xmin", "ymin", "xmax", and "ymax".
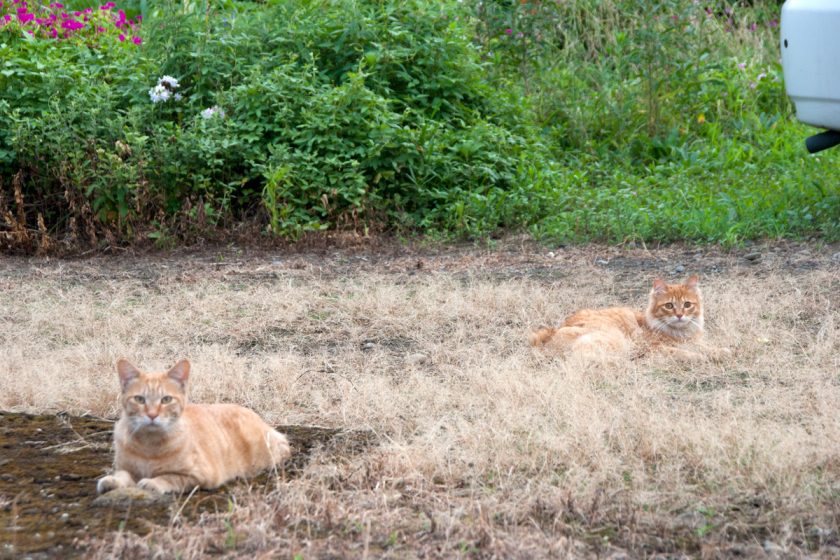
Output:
[{"xmin": 0, "ymin": 0, "xmax": 837, "ymax": 251}]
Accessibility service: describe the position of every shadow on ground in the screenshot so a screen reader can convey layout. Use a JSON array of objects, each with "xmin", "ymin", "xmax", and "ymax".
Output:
[{"xmin": 0, "ymin": 411, "xmax": 374, "ymax": 558}]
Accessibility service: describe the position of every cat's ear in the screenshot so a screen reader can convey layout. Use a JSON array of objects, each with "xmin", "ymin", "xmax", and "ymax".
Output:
[
  {"xmin": 652, "ymin": 278, "xmax": 667, "ymax": 294},
  {"xmin": 117, "ymin": 359, "xmax": 141, "ymax": 390},
  {"xmin": 166, "ymin": 359, "xmax": 190, "ymax": 387},
  {"xmin": 684, "ymin": 275, "xmax": 699, "ymax": 289}
]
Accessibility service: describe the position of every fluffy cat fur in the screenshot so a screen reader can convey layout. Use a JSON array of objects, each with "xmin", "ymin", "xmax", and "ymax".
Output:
[
  {"xmin": 96, "ymin": 359, "xmax": 291, "ymax": 495},
  {"xmin": 530, "ymin": 275, "xmax": 712, "ymax": 360}
]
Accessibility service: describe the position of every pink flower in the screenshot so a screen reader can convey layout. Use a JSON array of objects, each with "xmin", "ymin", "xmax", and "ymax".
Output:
[
  {"xmin": 18, "ymin": 12, "xmax": 35, "ymax": 23},
  {"xmin": 60, "ymin": 18, "xmax": 83, "ymax": 30},
  {"xmin": 49, "ymin": 2, "xmax": 63, "ymax": 7},
  {"xmin": 132, "ymin": 35, "xmax": 141, "ymax": 44},
  {"xmin": 96, "ymin": 25, "xmax": 105, "ymax": 32},
  {"xmin": 504, "ymin": 28, "xmax": 512, "ymax": 35},
  {"xmin": 118, "ymin": 33, "xmax": 125, "ymax": 41}
]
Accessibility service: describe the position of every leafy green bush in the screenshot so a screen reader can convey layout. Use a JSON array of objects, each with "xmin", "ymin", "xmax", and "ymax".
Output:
[
  {"xmin": 1, "ymin": 0, "xmax": 837, "ymax": 253},
  {"xmin": 462, "ymin": 0, "xmax": 838, "ymax": 243},
  {"xmin": 4, "ymin": 0, "xmax": 545, "ymax": 247}
]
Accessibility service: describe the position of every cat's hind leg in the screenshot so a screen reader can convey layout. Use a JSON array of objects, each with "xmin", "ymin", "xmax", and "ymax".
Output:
[
  {"xmin": 96, "ymin": 469, "xmax": 135, "ymax": 494},
  {"xmin": 569, "ymin": 327, "xmax": 632, "ymax": 362}
]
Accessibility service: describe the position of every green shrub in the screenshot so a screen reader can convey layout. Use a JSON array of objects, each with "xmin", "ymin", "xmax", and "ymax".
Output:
[{"xmin": 1, "ymin": 0, "xmax": 837, "ymax": 253}]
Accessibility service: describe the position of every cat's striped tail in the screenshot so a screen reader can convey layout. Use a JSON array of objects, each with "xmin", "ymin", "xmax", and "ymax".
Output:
[{"xmin": 529, "ymin": 327, "xmax": 557, "ymax": 347}]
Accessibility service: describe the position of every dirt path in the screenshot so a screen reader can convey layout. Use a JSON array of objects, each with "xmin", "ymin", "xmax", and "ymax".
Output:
[{"xmin": 1, "ymin": 237, "xmax": 836, "ymax": 283}]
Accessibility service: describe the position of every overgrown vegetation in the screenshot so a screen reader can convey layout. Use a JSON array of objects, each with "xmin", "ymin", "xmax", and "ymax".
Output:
[{"xmin": 1, "ymin": 0, "xmax": 837, "ymax": 252}]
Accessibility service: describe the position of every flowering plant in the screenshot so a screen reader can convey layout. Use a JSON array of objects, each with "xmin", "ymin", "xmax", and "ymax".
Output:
[
  {"xmin": 200, "ymin": 105, "xmax": 225, "ymax": 119},
  {"xmin": 0, "ymin": 0, "xmax": 142, "ymax": 44},
  {"xmin": 149, "ymin": 75, "xmax": 182, "ymax": 103}
]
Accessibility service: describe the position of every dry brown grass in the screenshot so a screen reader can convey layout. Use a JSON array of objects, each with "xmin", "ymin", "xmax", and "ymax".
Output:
[{"xmin": 1, "ymin": 240, "xmax": 839, "ymax": 558}]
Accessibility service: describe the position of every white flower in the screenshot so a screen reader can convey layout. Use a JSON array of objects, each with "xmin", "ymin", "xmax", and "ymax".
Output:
[
  {"xmin": 158, "ymin": 75, "xmax": 180, "ymax": 90},
  {"xmin": 200, "ymin": 105, "xmax": 226, "ymax": 119},
  {"xmin": 148, "ymin": 75, "xmax": 184, "ymax": 104},
  {"xmin": 149, "ymin": 84, "xmax": 171, "ymax": 103}
]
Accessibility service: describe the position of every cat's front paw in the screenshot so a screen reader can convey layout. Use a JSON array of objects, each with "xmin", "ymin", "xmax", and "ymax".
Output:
[
  {"xmin": 96, "ymin": 470, "xmax": 134, "ymax": 494},
  {"xmin": 137, "ymin": 477, "xmax": 171, "ymax": 494},
  {"xmin": 96, "ymin": 476, "xmax": 121, "ymax": 494}
]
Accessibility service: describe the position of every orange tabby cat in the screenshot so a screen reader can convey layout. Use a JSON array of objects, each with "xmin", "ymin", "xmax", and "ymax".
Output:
[
  {"xmin": 530, "ymin": 276, "xmax": 707, "ymax": 359},
  {"xmin": 96, "ymin": 359, "xmax": 291, "ymax": 495}
]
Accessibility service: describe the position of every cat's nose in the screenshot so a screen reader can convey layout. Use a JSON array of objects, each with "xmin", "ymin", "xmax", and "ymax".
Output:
[{"xmin": 147, "ymin": 409, "xmax": 159, "ymax": 420}]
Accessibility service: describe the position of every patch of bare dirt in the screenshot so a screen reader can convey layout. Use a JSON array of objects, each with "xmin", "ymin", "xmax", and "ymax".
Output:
[
  {"xmin": 0, "ymin": 411, "xmax": 373, "ymax": 558},
  {"xmin": 1, "ymin": 236, "xmax": 836, "ymax": 286}
]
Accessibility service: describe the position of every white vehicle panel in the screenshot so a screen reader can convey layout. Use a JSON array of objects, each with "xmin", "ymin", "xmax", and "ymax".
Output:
[{"xmin": 781, "ymin": 0, "xmax": 840, "ymax": 131}]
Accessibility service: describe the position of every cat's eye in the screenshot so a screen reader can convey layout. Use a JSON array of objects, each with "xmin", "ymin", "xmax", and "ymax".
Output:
[
  {"xmin": 684, "ymin": 302, "xmax": 692, "ymax": 308},
  {"xmin": 160, "ymin": 396, "xmax": 173, "ymax": 404},
  {"xmin": 664, "ymin": 302, "xmax": 674, "ymax": 310},
  {"xmin": 133, "ymin": 395, "xmax": 146, "ymax": 404}
]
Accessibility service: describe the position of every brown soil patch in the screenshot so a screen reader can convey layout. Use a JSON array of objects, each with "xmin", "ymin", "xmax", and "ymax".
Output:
[{"xmin": 0, "ymin": 411, "xmax": 372, "ymax": 558}]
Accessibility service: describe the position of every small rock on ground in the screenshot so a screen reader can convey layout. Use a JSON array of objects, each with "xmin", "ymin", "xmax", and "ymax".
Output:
[
  {"xmin": 92, "ymin": 487, "xmax": 171, "ymax": 507},
  {"xmin": 405, "ymin": 353, "xmax": 429, "ymax": 366},
  {"xmin": 762, "ymin": 540, "xmax": 786, "ymax": 557}
]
